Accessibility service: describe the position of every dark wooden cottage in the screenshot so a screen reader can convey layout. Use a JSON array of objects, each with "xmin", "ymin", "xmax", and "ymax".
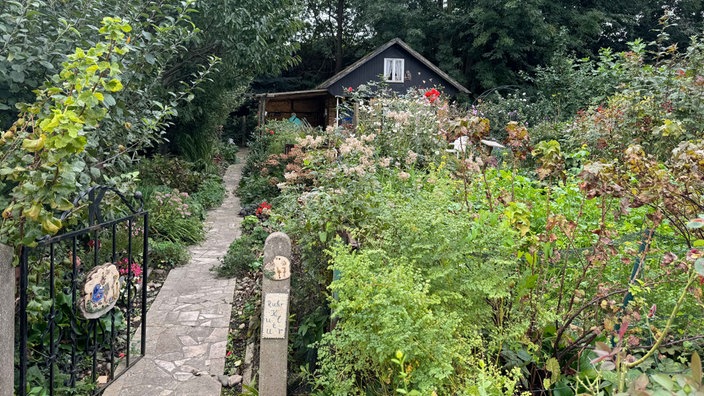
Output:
[{"xmin": 257, "ymin": 38, "xmax": 470, "ymax": 128}]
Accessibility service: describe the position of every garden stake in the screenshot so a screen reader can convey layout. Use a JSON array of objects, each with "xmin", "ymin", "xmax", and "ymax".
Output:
[{"xmin": 613, "ymin": 228, "xmax": 654, "ymax": 346}]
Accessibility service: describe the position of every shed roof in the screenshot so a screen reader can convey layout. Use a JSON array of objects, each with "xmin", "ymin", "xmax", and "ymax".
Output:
[
  {"xmin": 317, "ymin": 38, "xmax": 470, "ymax": 95},
  {"xmin": 256, "ymin": 88, "xmax": 328, "ymax": 100}
]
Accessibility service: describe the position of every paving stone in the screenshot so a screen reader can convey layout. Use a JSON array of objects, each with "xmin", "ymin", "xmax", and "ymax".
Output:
[
  {"xmin": 208, "ymin": 357, "xmax": 226, "ymax": 373},
  {"xmin": 177, "ymin": 311, "xmax": 200, "ymax": 321},
  {"xmin": 154, "ymin": 359, "xmax": 176, "ymax": 373},
  {"xmin": 204, "ymin": 328, "xmax": 228, "ymax": 343},
  {"xmin": 209, "ymin": 341, "xmax": 227, "ymax": 359},
  {"xmin": 173, "ymin": 371, "xmax": 194, "ymax": 382},
  {"xmin": 178, "ymin": 335, "xmax": 198, "ymax": 346},
  {"xmin": 184, "ymin": 344, "xmax": 209, "ymax": 358}
]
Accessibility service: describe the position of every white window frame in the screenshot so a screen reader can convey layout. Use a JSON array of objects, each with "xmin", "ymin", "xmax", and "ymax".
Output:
[{"xmin": 384, "ymin": 58, "xmax": 404, "ymax": 83}]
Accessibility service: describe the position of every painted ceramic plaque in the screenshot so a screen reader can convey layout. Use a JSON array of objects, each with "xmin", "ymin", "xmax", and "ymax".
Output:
[
  {"xmin": 264, "ymin": 256, "xmax": 291, "ymax": 280},
  {"xmin": 79, "ymin": 263, "xmax": 121, "ymax": 319}
]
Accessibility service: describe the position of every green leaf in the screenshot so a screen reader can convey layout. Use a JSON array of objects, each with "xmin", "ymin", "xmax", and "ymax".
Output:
[
  {"xmin": 695, "ymin": 258, "xmax": 704, "ymax": 277},
  {"xmin": 545, "ymin": 357, "xmax": 560, "ymax": 387},
  {"xmin": 543, "ymin": 378, "xmax": 553, "ymax": 390},
  {"xmin": 102, "ymin": 93, "xmax": 116, "ymax": 106},
  {"xmin": 524, "ymin": 252, "xmax": 536, "ymax": 265},
  {"xmin": 145, "ymin": 53, "xmax": 156, "ymax": 65},
  {"xmin": 318, "ymin": 231, "xmax": 327, "ymax": 243},
  {"xmin": 651, "ymin": 374, "xmax": 674, "ymax": 390},
  {"xmin": 53, "ymin": 197, "xmax": 73, "ymax": 211},
  {"xmin": 522, "ymin": 274, "xmax": 538, "ymax": 289},
  {"xmin": 9, "ymin": 70, "xmax": 24, "ymax": 83},
  {"xmin": 691, "ymin": 352, "xmax": 702, "ymax": 386},
  {"xmin": 105, "ymin": 78, "xmax": 123, "ymax": 92}
]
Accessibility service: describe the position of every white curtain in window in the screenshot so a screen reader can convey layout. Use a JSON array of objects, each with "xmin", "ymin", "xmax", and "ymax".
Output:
[
  {"xmin": 393, "ymin": 59, "xmax": 403, "ymax": 82},
  {"xmin": 384, "ymin": 58, "xmax": 403, "ymax": 82}
]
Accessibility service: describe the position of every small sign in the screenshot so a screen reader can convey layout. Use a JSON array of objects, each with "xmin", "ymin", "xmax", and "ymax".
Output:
[
  {"xmin": 262, "ymin": 293, "xmax": 288, "ymax": 339},
  {"xmin": 264, "ymin": 256, "xmax": 290, "ymax": 280},
  {"xmin": 79, "ymin": 263, "xmax": 121, "ymax": 319}
]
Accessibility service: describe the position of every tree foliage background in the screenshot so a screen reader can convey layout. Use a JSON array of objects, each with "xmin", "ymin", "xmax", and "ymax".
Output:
[
  {"xmin": 0, "ymin": 0, "xmax": 301, "ymax": 244},
  {"xmin": 279, "ymin": 0, "xmax": 704, "ymax": 95},
  {"xmin": 1, "ymin": 0, "xmax": 301, "ymax": 159}
]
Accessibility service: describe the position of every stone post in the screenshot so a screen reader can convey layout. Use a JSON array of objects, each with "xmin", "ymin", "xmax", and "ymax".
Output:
[
  {"xmin": 0, "ymin": 243, "xmax": 15, "ymax": 396},
  {"xmin": 259, "ymin": 232, "xmax": 291, "ymax": 396}
]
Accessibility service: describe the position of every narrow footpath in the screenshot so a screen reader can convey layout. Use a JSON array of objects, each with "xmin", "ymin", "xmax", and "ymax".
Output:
[{"xmin": 104, "ymin": 149, "xmax": 248, "ymax": 396}]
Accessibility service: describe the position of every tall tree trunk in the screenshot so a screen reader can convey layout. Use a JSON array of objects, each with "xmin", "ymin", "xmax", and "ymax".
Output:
[{"xmin": 335, "ymin": 0, "xmax": 344, "ymax": 73}]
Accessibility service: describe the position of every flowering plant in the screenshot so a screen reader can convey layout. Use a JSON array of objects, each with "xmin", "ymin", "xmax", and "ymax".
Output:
[
  {"xmin": 117, "ymin": 257, "xmax": 143, "ymax": 284},
  {"xmin": 147, "ymin": 188, "xmax": 204, "ymax": 243},
  {"xmin": 255, "ymin": 201, "xmax": 272, "ymax": 218},
  {"xmin": 424, "ymin": 88, "xmax": 440, "ymax": 103}
]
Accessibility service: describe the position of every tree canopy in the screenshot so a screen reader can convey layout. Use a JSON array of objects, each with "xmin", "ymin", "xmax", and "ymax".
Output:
[
  {"xmin": 284, "ymin": 0, "xmax": 704, "ymax": 94},
  {"xmin": 0, "ymin": 0, "xmax": 301, "ymax": 244}
]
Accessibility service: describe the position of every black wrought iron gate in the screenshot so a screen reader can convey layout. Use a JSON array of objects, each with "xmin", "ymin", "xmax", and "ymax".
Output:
[{"xmin": 15, "ymin": 186, "xmax": 149, "ymax": 395}]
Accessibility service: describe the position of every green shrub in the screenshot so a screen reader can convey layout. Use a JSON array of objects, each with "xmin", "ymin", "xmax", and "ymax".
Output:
[
  {"xmin": 216, "ymin": 219, "xmax": 270, "ymax": 277},
  {"xmin": 138, "ymin": 155, "xmax": 203, "ymax": 193},
  {"xmin": 237, "ymin": 120, "xmax": 306, "ymax": 205},
  {"xmin": 219, "ymin": 140, "xmax": 239, "ymax": 164},
  {"xmin": 315, "ymin": 245, "xmax": 521, "ymax": 395},
  {"xmin": 146, "ymin": 188, "xmax": 204, "ymax": 244},
  {"xmin": 237, "ymin": 175, "xmax": 280, "ymax": 206},
  {"xmin": 216, "ymin": 234, "xmax": 261, "ymax": 277},
  {"xmin": 149, "ymin": 239, "xmax": 190, "ymax": 269},
  {"xmin": 192, "ymin": 175, "xmax": 226, "ymax": 210}
]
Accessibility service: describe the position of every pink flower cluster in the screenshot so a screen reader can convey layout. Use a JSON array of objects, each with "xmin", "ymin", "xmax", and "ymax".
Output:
[
  {"xmin": 117, "ymin": 257, "xmax": 143, "ymax": 278},
  {"xmin": 153, "ymin": 191, "xmax": 191, "ymax": 218}
]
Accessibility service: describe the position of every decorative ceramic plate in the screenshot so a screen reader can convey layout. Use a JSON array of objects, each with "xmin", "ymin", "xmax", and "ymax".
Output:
[{"xmin": 79, "ymin": 263, "xmax": 121, "ymax": 319}]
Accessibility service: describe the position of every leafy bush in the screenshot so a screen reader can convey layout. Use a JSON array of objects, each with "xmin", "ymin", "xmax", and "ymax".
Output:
[
  {"xmin": 146, "ymin": 188, "xmax": 204, "ymax": 244},
  {"xmin": 138, "ymin": 155, "xmax": 204, "ymax": 194},
  {"xmin": 219, "ymin": 140, "xmax": 239, "ymax": 164},
  {"xmin": 216, "ymin": 235, "xmax": 261, "ymax": 278},
  {"xmin": 191, "ymin": 175, "xmax": 226, "ymax": 210},
  {"xmin": 237, "ymin": 120, "xmax": 305, "ymax": 205},
  {"xmin": 149, "ymin": 239, "xmax": 190, "ymax": 269},
  {"xmin": 258, "ymin": 80, "xmax": 704, "ymax": 394},
  {"xmin": 215, "ymin": 215, "xmax": 270, "ymax": 277},
  {"xmin": 315, "ymin": 245, "xmax": 521, "ymax": 395},
  {"xmin": 236, "ymin": 175, "xmax": 280, "ymax": 207}
]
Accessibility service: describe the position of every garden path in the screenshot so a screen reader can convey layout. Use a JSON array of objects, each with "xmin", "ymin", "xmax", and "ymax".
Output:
[{"xmin": 104, "ymin": 148, "xmax": 249, "ymax": 396}]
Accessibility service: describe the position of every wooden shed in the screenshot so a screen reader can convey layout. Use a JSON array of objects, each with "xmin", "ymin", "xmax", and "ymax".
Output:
[{"xmin": 257, "ymin": 38, "xmax": 470, "ymax": 128}]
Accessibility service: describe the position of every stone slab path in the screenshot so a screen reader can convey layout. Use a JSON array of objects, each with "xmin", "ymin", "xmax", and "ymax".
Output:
[{"xmin": 104, "ymin": 149, "xmax": 248, "ymax": 396}]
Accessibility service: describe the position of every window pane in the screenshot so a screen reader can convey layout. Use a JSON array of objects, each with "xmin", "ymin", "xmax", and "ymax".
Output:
[
  {"xmin": 394, "ymin": 60, "xmax": 403, "ymax": 82},
  {"xmin": 384, "ymin": 58, "xmax": 404, "ymax": 82}
]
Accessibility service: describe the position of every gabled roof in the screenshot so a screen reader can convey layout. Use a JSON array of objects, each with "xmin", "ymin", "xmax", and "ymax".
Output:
[{"xmin": 317, "ymin": 38, "xmax": 470, "ymax": 94}]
